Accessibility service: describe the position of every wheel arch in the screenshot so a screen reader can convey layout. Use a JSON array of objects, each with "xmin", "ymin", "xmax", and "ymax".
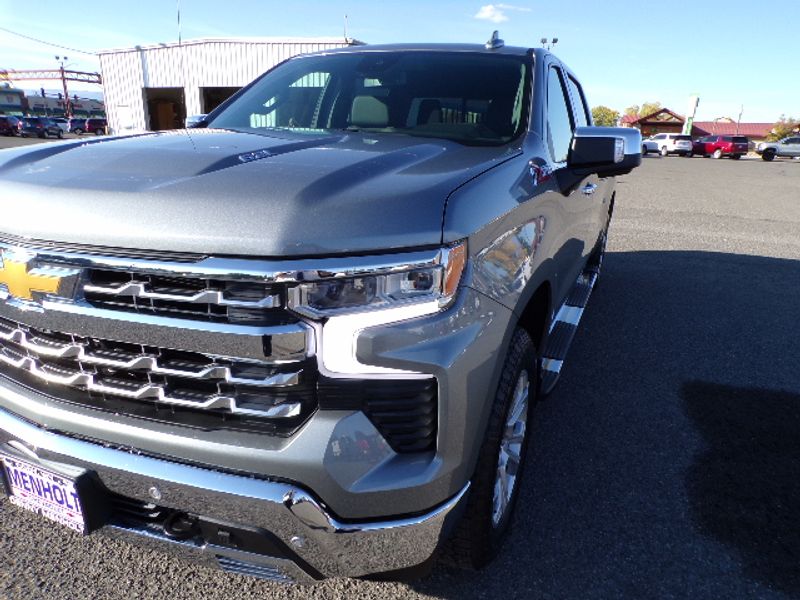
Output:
[{"xmin": 516, "ymin": 280, "xmax": 552, "ymax": 354}]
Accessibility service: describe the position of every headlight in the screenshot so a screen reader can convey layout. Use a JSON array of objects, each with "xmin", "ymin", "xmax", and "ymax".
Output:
[
  {"xmin": 288, "ymin": 241, "xmax": 466, "ymax": 318},
  {"xmin": 288, "ymin": 241, "xmax": 467, "ymax": 376}
]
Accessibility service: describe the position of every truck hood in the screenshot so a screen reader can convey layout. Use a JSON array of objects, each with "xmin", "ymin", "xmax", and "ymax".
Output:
[{"xmin": 0, "ymin": 129, "xmax": 518, "ymax": 257}]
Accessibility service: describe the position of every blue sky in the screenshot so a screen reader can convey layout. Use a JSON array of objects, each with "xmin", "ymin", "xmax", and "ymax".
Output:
[{"xmin": 1, "ymin": 0, "xmax": 797, "ymax": 122}]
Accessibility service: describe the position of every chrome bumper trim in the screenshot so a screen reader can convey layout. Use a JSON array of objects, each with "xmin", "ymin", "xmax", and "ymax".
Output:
[{"xmin": 0, "ymin": 406, "xmax": 469, "ymax": 578}]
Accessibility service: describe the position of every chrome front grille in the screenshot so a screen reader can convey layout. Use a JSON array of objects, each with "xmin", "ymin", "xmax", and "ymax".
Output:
[
  {"xmin": 83, "ymin": 269, "xmax": 284, "ymax": 325},
  {"xmin": 0, "ymin": 315, "xmax": 315, "ymax": 431}
]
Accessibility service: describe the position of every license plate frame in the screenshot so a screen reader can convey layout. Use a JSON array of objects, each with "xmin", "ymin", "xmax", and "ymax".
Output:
[{"xmin": 1, "ymin": 453, "xmax": 93, "ymax": 534}]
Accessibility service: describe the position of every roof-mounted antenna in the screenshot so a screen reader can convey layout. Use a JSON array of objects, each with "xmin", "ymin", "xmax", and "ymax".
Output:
[{"xmin": 485, "ymin": 30, "xmax": 504, "ymax": 50}]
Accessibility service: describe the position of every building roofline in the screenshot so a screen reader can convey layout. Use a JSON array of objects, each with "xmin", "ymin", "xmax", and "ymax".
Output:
[{"xmin": 97, "ymin": 36, "xmax": 365, "ymax": 55}]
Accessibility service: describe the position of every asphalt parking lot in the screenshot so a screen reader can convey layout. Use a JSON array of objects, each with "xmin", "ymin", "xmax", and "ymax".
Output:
[{"xmin": 1, "ymin": 145, "xmax": 799, "ymax": 599}]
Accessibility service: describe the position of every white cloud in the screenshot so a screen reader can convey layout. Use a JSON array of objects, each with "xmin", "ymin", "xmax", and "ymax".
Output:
[
  {"xmin": 475, "ymin": 5, "xmax": 508, "ymax": 23},
  {"xmin": 497, "ymin": 4, "xmax": 532, "ymax": 12},
  {"xmin": 474, "ymin": 3, "xmax": 531, "ymax": 23}
]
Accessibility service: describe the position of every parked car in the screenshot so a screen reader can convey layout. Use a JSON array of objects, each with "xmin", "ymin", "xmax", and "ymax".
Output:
[
  {"xmin": 646, "ymin": 133, "xmax": 693, "ymax": 156},
  {"xmin": 692, "ymin": 135, "xmax": 749, "ymax": 159},
  {"xmin": 50, "ymin": 117, "xmax": 70, "ymax": 134},
  {"xmin": 756, "ymin": 137, "xmax": 800, "ymax": 161},
  {"xmin": 20, "ymin": 116, "xmax": 63, "ymax": 138},
  {"xmin": 642, "ymin": 138, "xmax": 659, "ymax": 155},
  {"xmin": 69, "ymin": 118, "xmax": 87, "ymax": 134},
  {"xmin": 0, "ymin": 115, "xmax": 22, "ymax": 136},
  {"xmin": 0, "ymin": 38, "xmax": 641, "ymax": 582},
  {"xmin": 85, "ymin": 118, "xmax": 107, "ymax": 135}
]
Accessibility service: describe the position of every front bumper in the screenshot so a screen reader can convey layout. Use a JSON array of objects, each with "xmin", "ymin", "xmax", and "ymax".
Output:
[{"xmin": 0, "ymin": 406, "xmax": 469, "ymax": 582}]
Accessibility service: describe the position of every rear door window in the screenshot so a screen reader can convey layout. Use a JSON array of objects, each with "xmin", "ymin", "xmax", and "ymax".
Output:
[
  {"xmin": 545, "ymin": 66, "xmax": 575, "ymax": 163},
  {"xmin": 565, "ymin": 75, "xmax": 590, "ymax": 128}
]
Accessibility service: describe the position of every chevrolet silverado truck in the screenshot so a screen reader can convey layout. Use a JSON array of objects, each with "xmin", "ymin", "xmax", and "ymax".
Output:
[{"xmin": 0, "ymin": 35, "xmax": 640, "ymax": 583}]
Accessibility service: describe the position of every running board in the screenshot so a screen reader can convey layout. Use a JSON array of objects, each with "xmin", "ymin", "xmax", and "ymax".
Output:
[{"xmin": 540, "ymin": 265, "xmax": 599, "ymax": 396}]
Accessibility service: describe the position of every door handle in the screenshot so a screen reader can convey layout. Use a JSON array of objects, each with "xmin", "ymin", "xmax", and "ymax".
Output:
[{"xmin": 581, "ymin": 183, "xmax": 598, "ymax": 196}]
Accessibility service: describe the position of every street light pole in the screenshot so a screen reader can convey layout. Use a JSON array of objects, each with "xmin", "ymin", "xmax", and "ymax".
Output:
[
  {"xmin": 540, "ymin": 37, "xmax": 559, "ymax": 50},
  {"xmin": 55, "ymin": 55, "xmax": 71, "ymax": 118}
]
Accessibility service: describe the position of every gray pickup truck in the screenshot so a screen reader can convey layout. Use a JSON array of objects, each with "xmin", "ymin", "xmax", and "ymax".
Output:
[
  {"xmin": 0, "ymin": 36, "xmax": 640, "ymax": 582},
  {"xmin": 756, "ymin": 136, "xmax": 800, "ymax": 161}
]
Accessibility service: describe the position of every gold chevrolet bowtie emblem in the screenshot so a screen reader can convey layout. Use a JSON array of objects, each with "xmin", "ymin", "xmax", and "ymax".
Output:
[{"xmin": 0, "ymin": 249, "xmax": 78, "ymax": 301}]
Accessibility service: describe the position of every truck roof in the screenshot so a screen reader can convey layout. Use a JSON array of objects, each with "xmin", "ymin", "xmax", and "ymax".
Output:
[{"xmin": 315, "ymin": 42, "xmax": 538, "ymax": 57}]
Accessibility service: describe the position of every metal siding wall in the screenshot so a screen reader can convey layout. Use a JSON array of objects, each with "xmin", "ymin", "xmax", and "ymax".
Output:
[
  {"xmin": 100, "ymin": 51, "xmax": 147, "ymax": 133},
  {"xmin": 101, "ymin": 40, "xmax": 353, "ymax": 132}
]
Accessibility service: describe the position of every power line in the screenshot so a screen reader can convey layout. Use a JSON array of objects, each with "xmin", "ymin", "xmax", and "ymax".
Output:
[{"xmin": 0, "ymin": 26, "xmax": 95, "ymax": 56}]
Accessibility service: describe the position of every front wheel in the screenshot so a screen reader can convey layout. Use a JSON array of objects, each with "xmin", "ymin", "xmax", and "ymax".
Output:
[
  {"xmin": 642, "ymin": 145, "xmax": 647, "ymax": 155},
  {"xmin": 762, "ymin": 150, "xmax": 775, "ymax": 162},
  {"xmin": 443, "ymin": 328, "xmax": 537, "ymax": 569},
  {"xmin": 660, "ymin": 146, "xmax": 668, "ymax": 157},
  {"xmin": 712, "ymin": 148, "xmax": 723, "ymax": 159},
  {"xmin": 57, "ymin": 130, "xmax": 63, "ymax": 139}
]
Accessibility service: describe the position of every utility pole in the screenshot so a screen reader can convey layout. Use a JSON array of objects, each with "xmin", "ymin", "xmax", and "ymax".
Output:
[
  {"xmin": 736, "ymin": 105, "xmax": 743, "ymax": 135},
  {"xmin": 55, "ymin": 55, "xmax": 71, "ymax": 117}
]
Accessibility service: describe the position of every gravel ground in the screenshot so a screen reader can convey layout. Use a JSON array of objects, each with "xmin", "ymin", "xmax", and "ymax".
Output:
[{"xmin": 1, "ymin": 152, "xmax": 799, "ymax": 599}]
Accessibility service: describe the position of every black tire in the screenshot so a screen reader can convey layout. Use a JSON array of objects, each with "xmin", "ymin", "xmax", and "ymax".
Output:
[
  {"xmin": 762, "ymin": 150, "xmax": 775, "ymax": 162},
  {"xmin": 731, "ymin": 154, "xmax": 741, "ymax": 160},
  {"xmin": 57, "ymin": 130, "xmax": 63, "ymax": 139},
  {"xmin": 95, "ymin": 129, "xmax": 103, "ymax": 135},
  {"xmin": 38, "ymin": 132, "xmax": 46, "ymax": 139},
  {"xmin": 73, "ymin": 128, "xmax": 83, "ymax": 135},
  {"xmin": 641, "ymin": 145, "xmax": 648, "ymax": 155},
  {"xmin": 443, "ymin": 327, "xmax": 537, "ymax": 569}
]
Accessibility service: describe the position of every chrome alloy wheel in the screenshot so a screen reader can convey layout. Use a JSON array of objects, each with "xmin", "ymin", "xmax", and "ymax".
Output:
[{"xmin": 492, "ymin": 370, "xmax": 530, "ymax": 526}]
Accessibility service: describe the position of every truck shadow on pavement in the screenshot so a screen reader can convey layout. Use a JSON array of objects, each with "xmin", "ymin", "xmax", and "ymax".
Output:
[
  {"xmin": 410, "ymin": 250, "xmax": 800, "ymax": 599},
  {"xmin": 682, "ymin": 381, "xmax": 800, "ymax": 596}
]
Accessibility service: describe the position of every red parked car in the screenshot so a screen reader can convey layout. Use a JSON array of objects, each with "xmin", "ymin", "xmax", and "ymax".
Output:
[
  {"xmin": 692, "ymin": 135, "xmax": 749, "ymax": 159},
  {"xmin": 84, "ymin": 118, "xmax": 107, "ymax": 135},
  {"xmin": 0, "ymin": 115, "xmax": 22, "ymax": 136}
]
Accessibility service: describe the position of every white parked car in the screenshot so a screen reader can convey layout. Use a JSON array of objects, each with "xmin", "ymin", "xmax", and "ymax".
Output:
[
  {"xmin": 642, "ymin": 138, "xmax": 659, "ymax": 155},
  {"xmin": 645, "ymin": 133, "xmax": 693, "ymax": 157}
]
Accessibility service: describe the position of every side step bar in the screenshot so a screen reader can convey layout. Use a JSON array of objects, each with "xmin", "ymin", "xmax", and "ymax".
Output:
[{"xmin": 540, "ymin": 261, "xmax": 600, "ymax": 396}]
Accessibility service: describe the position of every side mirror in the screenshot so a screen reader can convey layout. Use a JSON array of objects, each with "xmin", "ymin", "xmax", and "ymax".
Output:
[
  {"xmin": 185, "ymin": 114, "xmax": 208, "ymax": 128},
  {"xmin": 568, "ymin": 126, "xmax": 642, "ymax": 176}
]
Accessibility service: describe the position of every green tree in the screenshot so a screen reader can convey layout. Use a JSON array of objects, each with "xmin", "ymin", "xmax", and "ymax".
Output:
[
  {"xmin": 766, "ymin": 115, "xmax": 799, "ymax": 141},
  {"xmin": 639, "ymin": 102, "xmax": 662, "ymax": 118},
  {"xmin": 624, "ymin": 102, "xmax": 662, "ymax": 119},
  {"xmin": 624, "ymin": 105, "xmax": 640, "ymax": 117},
  {"xmin": 592, "ymin": 105, "xmax": 620, "ymax": 127}
]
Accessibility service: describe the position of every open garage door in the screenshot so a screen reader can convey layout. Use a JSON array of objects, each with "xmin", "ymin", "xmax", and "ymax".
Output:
[{"xmin": 143, "ymin": 87, "xmax": 186, "ymax": 131}]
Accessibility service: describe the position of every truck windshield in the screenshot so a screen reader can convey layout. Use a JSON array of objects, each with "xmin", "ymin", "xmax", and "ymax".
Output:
[{"xmin": 208, "ymin": 51, "xmax": 531, "ymax": 146}]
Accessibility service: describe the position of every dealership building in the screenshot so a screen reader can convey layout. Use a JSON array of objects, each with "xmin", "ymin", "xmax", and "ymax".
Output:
[{"xmin": 98, "ymin": 37, "xmax": 361, "ymax": 134}]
